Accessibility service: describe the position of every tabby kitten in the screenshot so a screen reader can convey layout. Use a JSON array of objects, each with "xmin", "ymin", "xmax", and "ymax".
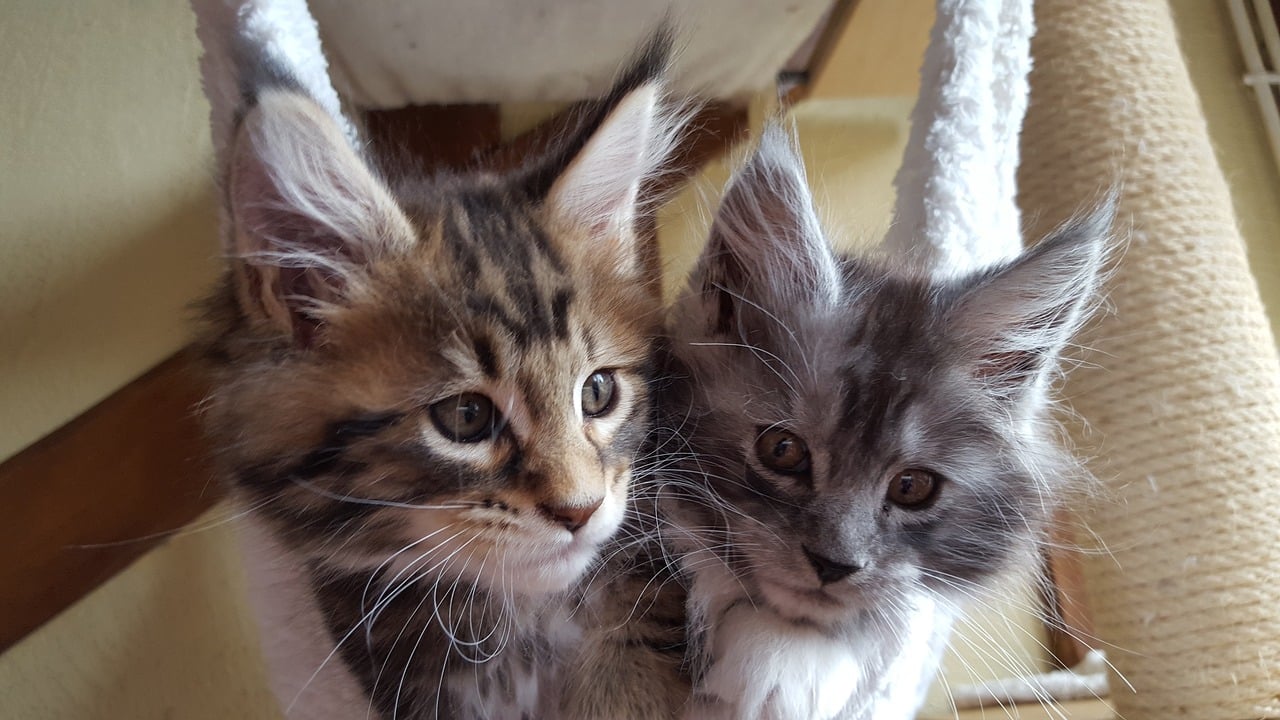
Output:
[
  {"xmin": 199, "ymin": 36, "xmax": 684, "ymax": 720},
  {"xmin": 567, "ymin": 123, "xmax": 1111, "ymax": 720}
]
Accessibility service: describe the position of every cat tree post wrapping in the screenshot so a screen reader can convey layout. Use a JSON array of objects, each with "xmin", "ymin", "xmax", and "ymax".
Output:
[
  {"xmin": 192, "ymin": 0, "xmax": 356, "ymax": 164},
  {"xmin": 1018, "ymin": 1, "xmax": 1280, "ymax": 717}
]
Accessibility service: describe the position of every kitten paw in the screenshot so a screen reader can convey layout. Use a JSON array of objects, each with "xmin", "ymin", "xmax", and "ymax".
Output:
[{"xmin": 695, "ymin": 604, "xmax": 861, "ymax": 720}]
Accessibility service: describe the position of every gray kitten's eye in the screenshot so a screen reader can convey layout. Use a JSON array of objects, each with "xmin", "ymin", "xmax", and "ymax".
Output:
[
  {"xmin": 755, "ymin": 428, "xmax": 811, "ymax": 474},
  {"xmin": 429, "ymin": 393, "xmax": 496, "ymax": 443},
  {"xmin": 887, "ymin": 469, "xmax": 941, "ymax": 508},
  {"xmin": 581, "ymin": 370, "xmax": 617, "ymax": 417}
]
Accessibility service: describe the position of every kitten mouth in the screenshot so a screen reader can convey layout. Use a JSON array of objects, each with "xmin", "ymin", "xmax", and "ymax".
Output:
[
  {"xmin": 485, "ymin": 539, "xmax": 602, "ymax": 597},
  {"xmin": 758, "ymin": 579, "xmax": 853, "ymax": 624}
]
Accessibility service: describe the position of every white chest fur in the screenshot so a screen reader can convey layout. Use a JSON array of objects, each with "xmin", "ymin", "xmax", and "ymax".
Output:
[
  {"xmin": 683, "ymin": 564, "xmax": 952, "ymax": 720},
  {"xmin": 690, "ymin": 603, "xmax": 865, "ymax": 720},
  {"xmin": 237, "ymin": 514, "xmax": 579, "ymax": 720}
]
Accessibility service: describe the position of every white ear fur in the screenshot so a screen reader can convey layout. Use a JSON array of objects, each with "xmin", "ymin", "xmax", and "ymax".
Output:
[
  {"xmin": 948, "ymin": 203, "xmax": 1113, "ymax": 399},
  {"xmin": 705, "ymin": 123, "xmax": 841, "ymax": 308},
  {"xmin": 546, "ymin": 83, "xmax": 671, "ymax": 275},
  {"xmin": 228, "ymin": 89, "xmax": 413, "ymax": 340}
]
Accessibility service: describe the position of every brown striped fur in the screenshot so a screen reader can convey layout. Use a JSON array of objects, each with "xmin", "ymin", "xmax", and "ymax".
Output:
[{"xmin": 199, "ymin": 33, "xmax": 685, "ymax": 720}]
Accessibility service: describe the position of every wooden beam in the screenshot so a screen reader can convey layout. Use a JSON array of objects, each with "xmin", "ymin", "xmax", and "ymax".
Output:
[
  {"xmin": 803, "ymin": 0, "xmax": 934, "ymax": 99},
  {"xmin": 0, "ymin": 350, "xmax": 217, "ymax": 653},
  {"xmin": 362, "ymin": 103, "xmax": 502, "ymax": 172},
  {"xmin": 780, "ymin": 0, "xmax": 861, "ymax": 103},
  {"xmin": 1041, "ymin": 514, "xmax": 1097, "ymax": 669}
]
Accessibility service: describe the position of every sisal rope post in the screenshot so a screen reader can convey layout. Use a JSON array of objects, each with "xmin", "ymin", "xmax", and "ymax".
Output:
[{"xmin": 1018, "ymin": 1, "xmax": 1280, "ymax": 717}]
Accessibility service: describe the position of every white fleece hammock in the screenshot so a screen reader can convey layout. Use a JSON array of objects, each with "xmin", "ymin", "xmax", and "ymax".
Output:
[
  {"xmin": 885, "ymin": 0, "xmax": 1031, "ymax": 275},
  {"xmin": 193, "ymin": 0, "xmax": 356, "ymax": 164},
  {"xmin": 191, "ymin": 0, "xmax": 833, "ymax": 157},
  {"xmin": 191, "ymin": 0, "xmax": 1049, "ymax": 715},
  {"xmin": 872, "ymin": 0, "xmax": 1043, "ymax": 713}
]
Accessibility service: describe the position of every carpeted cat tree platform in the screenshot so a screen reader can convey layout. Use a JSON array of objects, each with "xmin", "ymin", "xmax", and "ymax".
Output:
[{"xmin": 1018, "ymin": 1, "xmax": 1280, "ymax": 717}]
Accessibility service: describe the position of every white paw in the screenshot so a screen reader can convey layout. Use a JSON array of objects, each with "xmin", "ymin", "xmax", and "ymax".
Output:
[{"xmin": 696, "ymin": 604, "xmax": 862, "ymax": 720}]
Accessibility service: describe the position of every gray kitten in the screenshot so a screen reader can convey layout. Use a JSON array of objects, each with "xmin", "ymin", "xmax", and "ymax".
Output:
[{"xmin": 563, "ymin": 123, "xmax": 1111, "ymax": 719}]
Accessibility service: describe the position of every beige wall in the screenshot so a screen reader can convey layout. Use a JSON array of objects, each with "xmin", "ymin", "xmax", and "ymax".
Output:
[
  {"xmin": 0, "ymin": 2, "xmax": 220, "ymax": 461},
  {"xmin": 0, "ymin": 514, "xmax": 277, "ymax": 720},
  {"xmin": 1174, "ymin": 0, "xmax": 1280, "ymax": 344}
]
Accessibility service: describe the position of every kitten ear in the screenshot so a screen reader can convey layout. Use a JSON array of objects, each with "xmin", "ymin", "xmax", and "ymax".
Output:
[
  {"xmin": 946, "ymin": 201, "xmax": 1115, "ymax": 400},
  {"xmin": 227, "ymin": 89, "xmax": 413, "ymax": 346},
  {"xmin": 697, "ymin": 123, "xmax": 840, "ymax": 332},
  {"xmin": 544, "ymin": 81, "xmax": 676, "ymax": 276}
]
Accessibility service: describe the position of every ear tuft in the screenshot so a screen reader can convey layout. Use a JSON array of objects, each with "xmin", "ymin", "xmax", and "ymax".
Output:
[
  {"xmin": 227, "ymin": 90, "xmax": 413, "ymax": 345},
  {"xmin": 947, "ymin": 199, "xmax": 1116, "ymax": 400},
  {"xmin": 548, "ymin": 83, "xmax": 663, "ymax": 235},
  {"xmin": 694, "ymin": 122, "xmax": 841, "ymax": 332},
  {"xmin": 544, "ymin": 80, "xmax": 684, "ymax": 279}
]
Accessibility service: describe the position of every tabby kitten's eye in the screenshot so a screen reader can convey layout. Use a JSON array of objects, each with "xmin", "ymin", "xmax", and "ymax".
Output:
[
  {"xmin": 429, "ymin": 393, "xmax": 496, "ymax": 443},
  {"xmin": 581, "ymin": 370, "xmax": 618, "ymax": 417},
  {"xmin": 886, "ymin": 468, "xmax": 941, "ymax": 508},
  {"xmin": 755, "ymin": 428, "xmax": 811, "ymax": 474}
]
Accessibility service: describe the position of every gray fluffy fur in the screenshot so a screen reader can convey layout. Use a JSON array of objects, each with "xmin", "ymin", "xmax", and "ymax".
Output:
[{"xmin": 562, "ymin": 122, "xmax": 1113, "ymax": 719}]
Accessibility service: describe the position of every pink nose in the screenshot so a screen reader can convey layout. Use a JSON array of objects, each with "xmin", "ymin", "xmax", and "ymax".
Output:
[{"xmin": 539, "ymin": 499, "xmax": 602, "ymax": 533}]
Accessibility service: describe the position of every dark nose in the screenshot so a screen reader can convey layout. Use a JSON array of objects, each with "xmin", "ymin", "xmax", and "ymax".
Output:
[
  {"xmin": 539, "ymin": 499, "xmax": 602, "ymax": 533},
  {"xmin": 803, "ymin": 546, "xmax": 862, "ymax": 584}
]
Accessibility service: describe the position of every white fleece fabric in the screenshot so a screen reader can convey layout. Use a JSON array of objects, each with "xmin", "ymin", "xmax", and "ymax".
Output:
[
  {"xmin": 883, "ymin": 0, "xmax": 1032, "ymax": 275},
  {"xmin": 191, "ymin": 0, "xmax": 355, "ymax": 163},
  {"xmin": 878, "ymin": 0, "xmax": 1038, "ymax": 714},
  {"xmin": 193, "ymin": 0, "xmax": 830, "ymax": 120},
  {"xmin": 310, "ymin": 1, "xmax": 830, "ymax": 107}
]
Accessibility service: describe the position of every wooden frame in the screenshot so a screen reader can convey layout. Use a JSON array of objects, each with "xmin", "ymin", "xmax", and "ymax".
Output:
[
  {"xmin": 0, "ymin": 351, "xmax": 215, "ymax": 652},
  {"xmin": 1041, "ymin": 515, "xmax": 1097, "ymax": 669}
]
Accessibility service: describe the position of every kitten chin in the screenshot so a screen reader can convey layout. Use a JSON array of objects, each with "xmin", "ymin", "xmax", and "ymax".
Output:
[
  {"xmin": 482, "ymin": 486, "xmax": 628, "ymax": 596},
  {"xmin": 758, "ymin": 583, "xmax": 844, "ymax": 624}
]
